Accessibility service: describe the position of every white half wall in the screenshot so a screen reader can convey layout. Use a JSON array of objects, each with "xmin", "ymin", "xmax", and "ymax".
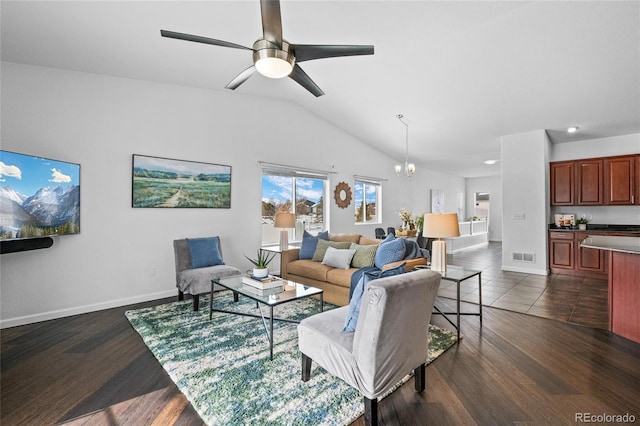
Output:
[
  {"xmin": 0, "ymin": 62, "xmax": 465, "ymax": 327},
  {"xmin": 501, "ymin": 130, "xmax": 551, "ymax": 275}
]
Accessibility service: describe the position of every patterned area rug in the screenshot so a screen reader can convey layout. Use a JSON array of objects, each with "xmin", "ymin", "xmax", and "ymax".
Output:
[{"xmin": 126, "ymin": 293, "xmax": 457, "ymax": 426}]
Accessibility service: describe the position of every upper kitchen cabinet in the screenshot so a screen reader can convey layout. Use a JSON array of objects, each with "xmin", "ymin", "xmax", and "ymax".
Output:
[
  {"xmin": 551, "ymin": 154, "xmax": 639, "ymax": 206},
  {"xmin": 604, "ymin": 155, "xmax": 635, "ymax": 205},
  {"xmin": 576, "ymin": 158, "xmax": 603, "ymax": 205},
  {"xmin": 550, "ymin": 161, "xmax": 575, "ymax": 205}
]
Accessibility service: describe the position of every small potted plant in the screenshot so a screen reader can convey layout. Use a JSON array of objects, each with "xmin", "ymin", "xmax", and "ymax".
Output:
[
  {"xmin": 576, "ymin": 217, "xmax": 589, "ymax": 230},
  {"xmin": 245, "ymin": 249, "xmax": 276, "ymax": 278}
]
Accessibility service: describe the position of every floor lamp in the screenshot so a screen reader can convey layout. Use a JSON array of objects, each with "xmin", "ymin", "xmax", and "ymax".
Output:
[
  {"xmin": 424, "ymin": 213, "xmax": 460, "ymax": 273},
  {"xmin": 274, "ymin": 212, "xmax": 295, "ymax": 250}
]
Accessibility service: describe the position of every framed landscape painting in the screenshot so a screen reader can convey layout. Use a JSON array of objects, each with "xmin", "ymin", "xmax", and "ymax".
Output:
[{"xmin": 132, "ymin": 154, "xmax": 231, "ymax": 208}]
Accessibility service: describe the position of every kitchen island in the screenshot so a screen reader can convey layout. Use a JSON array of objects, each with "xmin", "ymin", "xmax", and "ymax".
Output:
[{"xmin": 581, "ymin": 235, "xmax": 640, "ymax": 343}]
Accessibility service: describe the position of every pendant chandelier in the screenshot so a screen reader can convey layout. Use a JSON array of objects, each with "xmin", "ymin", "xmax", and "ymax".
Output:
[{"xmin": 395, "ymin": 114, "xmax": 415, "ymax": 176}]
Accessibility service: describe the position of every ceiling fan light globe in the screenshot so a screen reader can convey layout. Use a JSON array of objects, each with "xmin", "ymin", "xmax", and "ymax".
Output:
[
  {"xmin": 395, "ymin": 164, "xmax": 402, "ymax": 175},
  {"xmin": 255, "ymin": 57, "xmax": 293, "ymax": 78},
  {"xmin": 407, "ymin": 163, "xmax": 416, "ymax": 175}
]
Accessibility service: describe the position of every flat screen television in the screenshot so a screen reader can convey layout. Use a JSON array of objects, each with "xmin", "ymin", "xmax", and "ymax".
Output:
[{"xmin": 0, "ymin": 150, "xmax": 80, "ymax": 241}]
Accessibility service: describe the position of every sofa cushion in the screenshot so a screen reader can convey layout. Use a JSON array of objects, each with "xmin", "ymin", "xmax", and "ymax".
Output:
[
  {"xmin": 374, "ymin": 235, "xmax": 406, "ymax": 268},
  {"xmin": 312, "ymin": 239, "xmax": 353, "ymax": 262},
  {"xmin": 329, "ymin": 233, "xmax": 362, "ymax": 244},
  {"xmin": 186, "ymin": 237, "xmax": 224, "ymax": 268},
  {"xmin": 322, "ymin": 246, "xmax": 357, "ymax": 269},
  {"xmin": 349, "ymin": 243, "xmax": 378, "ymax": 268},
  {"xmin": 287, "ymin": 259, "xmax": 333, "ymax": 282},
  {"xmin": 342, "ymin": 263, "xmax": 406, "ymax": 332},
  {"xmin": 299, "ymin": 230, "xmax": 329, "ymax": 259},
  {"xmin": 326, "ymin": 267, "xmax": 359, "ymax": 288}
]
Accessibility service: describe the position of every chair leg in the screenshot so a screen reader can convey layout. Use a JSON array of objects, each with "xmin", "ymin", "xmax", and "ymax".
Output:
[
  {"xmin": 301, "ymin": 353, "xmax": 312, "ymax": 382},
  {"xmin": 233, "ymin": 291, "xmax": 239, "ymax": 302},
  {"xmin": 414, "ymin": 363, "xmax": 426, "ymax": 392},
  {"xmin": 178, "ymin": 290, "xmax": 184, "ymax": 301},
  {"xmin": 193, "ymin": 294, "xmax": 200, "ymax": 311},
  {"xmin": 364, "ymin": 397, "xmax": 378, "ymax": 426}
]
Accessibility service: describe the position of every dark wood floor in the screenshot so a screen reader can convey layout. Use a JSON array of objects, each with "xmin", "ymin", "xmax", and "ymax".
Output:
[{"xmin": 2, "ymin": 244, "xmax": 639, "ymax": 425}]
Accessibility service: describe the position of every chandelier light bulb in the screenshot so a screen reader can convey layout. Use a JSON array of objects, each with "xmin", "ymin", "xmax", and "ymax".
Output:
[{"xmin": 395, "ymin": 164, "xmax": 402, "ymax": 175}]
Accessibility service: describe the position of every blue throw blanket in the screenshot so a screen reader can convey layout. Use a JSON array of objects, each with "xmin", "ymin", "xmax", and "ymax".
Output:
[
  {"xmin": 349, "ymin": 266, "xmax": 379, "ymax": 300},
  {"xmin": 348, "ymin": 239, "xmax": 430, "ymax": 301}
]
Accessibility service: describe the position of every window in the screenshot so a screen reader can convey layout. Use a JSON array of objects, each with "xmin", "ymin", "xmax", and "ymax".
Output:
[
  {"xmin": 354, "ymin": 178, "xmax": 381, "ymax": 224},
  {"xmin": 261, "ymin": 164, "xmax": 328, "ymax": 245}
]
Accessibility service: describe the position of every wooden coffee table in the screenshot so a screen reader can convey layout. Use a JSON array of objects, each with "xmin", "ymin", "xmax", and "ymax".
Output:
[{"xmin": 210, "ymin": 275, "xmax": 323, "ymax": 360}]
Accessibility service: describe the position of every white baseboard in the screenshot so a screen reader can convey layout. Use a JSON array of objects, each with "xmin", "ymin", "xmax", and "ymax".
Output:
[
  {"xmin": 502, "ymin": 265, "xmax": 549, "ymax": 276},
  {"xmin": 451, "ymin": 241, "xmax": 489, "ymax": 253},
  {"xmin": 0, "ymin": 289, "xmax": 177, "ymax": 329}
]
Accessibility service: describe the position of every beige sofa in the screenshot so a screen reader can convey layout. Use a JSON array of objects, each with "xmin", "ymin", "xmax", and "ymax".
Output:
[{"xmin": 281, "ymin": 233, "xmax": 427, "ymax": 306}]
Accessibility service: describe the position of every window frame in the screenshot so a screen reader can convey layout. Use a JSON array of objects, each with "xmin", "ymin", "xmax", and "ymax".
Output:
[
  {"xmin": 354, "ymin": 177, "xmax": 382, "ymax": 225},
  {"xmin": 260, "ymin": 164, "xmax": 329, "ymax": 245}
]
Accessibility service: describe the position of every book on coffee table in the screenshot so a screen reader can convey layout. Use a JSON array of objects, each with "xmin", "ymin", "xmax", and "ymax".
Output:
[{"xmin": 242, "ymin": 274, "xmax": 283, "ymax": 290}]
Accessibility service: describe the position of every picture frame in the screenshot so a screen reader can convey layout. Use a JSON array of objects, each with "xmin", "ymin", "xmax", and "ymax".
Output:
[
  {"xmin": 132, "ymin": 154, "xmax": 231, "ymax": 208},
  {"xmin": 431, "ymin": 189, "xmax": 445, "ymax": 213}
]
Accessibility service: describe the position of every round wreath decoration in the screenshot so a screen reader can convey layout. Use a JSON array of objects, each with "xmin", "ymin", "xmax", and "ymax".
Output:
[{"xmin": 333, "ymin": 181, "xmax": 352, "ymax": 209}]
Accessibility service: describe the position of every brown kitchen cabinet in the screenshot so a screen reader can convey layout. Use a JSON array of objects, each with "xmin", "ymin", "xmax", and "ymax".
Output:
[
  {"xmin": 576, "ymin": 158, "xmax": 603, "ymax": 205},
  {"xmin": 550, "ymin": 154, "xmax": 638, "ymax": 206},
  {"xmin": 575, "ymin": 232, "xmax": 606, "ymax": 273},
  {"xmin": 636, "ymin": 155, "xmax": 640, "ymax": 205},
  {"xmin": 550, "ymin": 161, "xmax": 574, "ymax": 206},
  {"xmin": 549, "ymin": 230, "xmax": 609, "ymax": 277},
  {"xmin": 549, "ymin": 231, "xmax": 574, "ymax": 270},
  {"xmin": 604, "ymin": 155, "xmax": 635, "ymax": 205}
]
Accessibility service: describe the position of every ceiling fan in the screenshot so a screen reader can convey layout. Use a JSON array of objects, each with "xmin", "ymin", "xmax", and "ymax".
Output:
[{"xmin": 161, "ymin": 0, "xmax": 374, "ymax": 97}]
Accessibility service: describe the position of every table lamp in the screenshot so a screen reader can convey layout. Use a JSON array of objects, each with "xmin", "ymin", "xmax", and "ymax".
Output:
[
  {"xmin": 274, "ymin": 212, "xmax": 295, "ymax": 250},
  {"xmin": 424, "ymin": 213, "xmax": 460, "ymax": 273}
]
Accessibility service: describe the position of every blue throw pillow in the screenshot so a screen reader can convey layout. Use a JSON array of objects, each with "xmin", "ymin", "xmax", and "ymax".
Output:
[
  {"xmin": 299, "ymin": 230, "xmax": 329, "ymax": 259},
  {"xmin": 342, "ymin": 263, "xmax": 406, "ymax": 333},
  {"xmin": 374, "ymin": 235, "xmax": 406, "ymax": 268},
  {"xmin": 186, "ymin": 237, "xmax": 224, "ymax": 268}
]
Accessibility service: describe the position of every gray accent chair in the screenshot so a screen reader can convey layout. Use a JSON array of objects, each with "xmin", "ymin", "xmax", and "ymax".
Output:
[
  {"xmin": 298, "ymin": 269, "xmax": 441, "ymax": 426},
  {"xmin": 173, "ymin": 238, "xmax": 241, "ymax": 311}
]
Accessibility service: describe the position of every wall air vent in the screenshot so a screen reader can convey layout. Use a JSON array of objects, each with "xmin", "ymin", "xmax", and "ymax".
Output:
[{"xmin": 512, "ymin": 252, "xmax": 535, "ymax": 263}]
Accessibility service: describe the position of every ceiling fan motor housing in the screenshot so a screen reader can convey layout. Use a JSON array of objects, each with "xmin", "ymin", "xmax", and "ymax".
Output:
[{"xmin": 252, "ymin": 39, "xmax": 295, "ymax": 78}]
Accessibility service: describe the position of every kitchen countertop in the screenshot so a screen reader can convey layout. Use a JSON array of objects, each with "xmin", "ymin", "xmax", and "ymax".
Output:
[
  {"xmin": 549, "ymin": 224, "xmax": 640, "ymax": 234},
  {"xmin": 580, "ymin": 235, "xmax": 640, "ymax": 255}
]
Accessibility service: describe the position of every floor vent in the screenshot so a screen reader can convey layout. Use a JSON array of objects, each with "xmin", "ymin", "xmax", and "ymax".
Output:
[{"xmin": 512, "ymin": 252, "xmax": 535, "ymax": 263}]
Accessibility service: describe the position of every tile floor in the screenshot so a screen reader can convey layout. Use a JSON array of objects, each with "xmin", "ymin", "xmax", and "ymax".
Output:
[{"xmin": 435, "ymin": 241, "xmax": 609, "ymax": 330}]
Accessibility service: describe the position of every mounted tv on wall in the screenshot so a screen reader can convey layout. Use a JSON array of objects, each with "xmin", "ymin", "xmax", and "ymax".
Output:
[{"xmin": 0, "ymin": 150, "xmax": 80, "ymax": 241}]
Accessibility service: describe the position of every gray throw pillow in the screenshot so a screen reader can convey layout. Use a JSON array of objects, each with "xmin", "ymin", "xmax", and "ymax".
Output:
[{"xmin": 322, "ymin": 247, "xmax": 357, "ymax": 269}]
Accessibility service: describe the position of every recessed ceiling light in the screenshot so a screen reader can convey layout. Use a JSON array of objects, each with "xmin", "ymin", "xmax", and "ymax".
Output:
[
  {"xmin": 484, "ymin": 159, "xmax": 497, "ymax": 165},
  {"xmin": 567, "ymin": 126, "xmax": 579, "ymax": 133}
]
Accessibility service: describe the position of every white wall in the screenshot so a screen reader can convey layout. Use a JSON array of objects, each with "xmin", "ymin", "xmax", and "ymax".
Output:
[
  {"xmin": 550, "ymin": 133, "xmax": 640, "ymax": 225},
  {"xmin": 501, "ymin": 130, "xmax": 551, "ymax": 275},
  {"xmin": 0, "ymin": 62, "xmax": 464, "ymax": 327},
  {"xmin": 465, "ymin": 175, "xmax": 503, "ymax": 241}
]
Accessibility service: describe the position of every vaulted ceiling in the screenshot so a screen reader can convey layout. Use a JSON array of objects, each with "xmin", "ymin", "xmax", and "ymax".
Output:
[{"xmin": 2, "ymin": 1, "xmax": 639, "ymax": 178}]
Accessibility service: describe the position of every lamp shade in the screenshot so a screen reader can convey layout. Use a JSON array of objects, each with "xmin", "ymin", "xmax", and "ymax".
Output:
[
  {"xmin": 274, "ymin": 212, "xmax": 295, "ymax": 229},
  {"xmin": 423, "ymin": 213, "xmax": 460, "ymax": 238}
]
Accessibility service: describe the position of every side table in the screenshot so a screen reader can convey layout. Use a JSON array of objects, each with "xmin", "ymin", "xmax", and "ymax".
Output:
[
  {"xmin": 260, "ymin": 244, "xmax": 299, "ymax": 277},
  {"xmin": 425, "ymin": 265, "xmax": 482, "ymax": 341}
]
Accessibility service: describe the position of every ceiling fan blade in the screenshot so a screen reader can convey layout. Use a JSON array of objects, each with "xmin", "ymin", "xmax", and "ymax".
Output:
[
  {"xmin": 292, "ymin": 44, "xmax": 374, "ymax": 63},
  {"xmin": 161, "ymin": 30, "xmax": 252, "ymax": 51},
  {"xmin": 260, "ymin": 0, "xmax": 283, "ymax": 47},
  {"xmin": 225, "ymin": 65, "xmax": 257, "ymax": 90},
  {"xmin": 289, "ymin": 65, "xmax": 325, "ymax": 97}
]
